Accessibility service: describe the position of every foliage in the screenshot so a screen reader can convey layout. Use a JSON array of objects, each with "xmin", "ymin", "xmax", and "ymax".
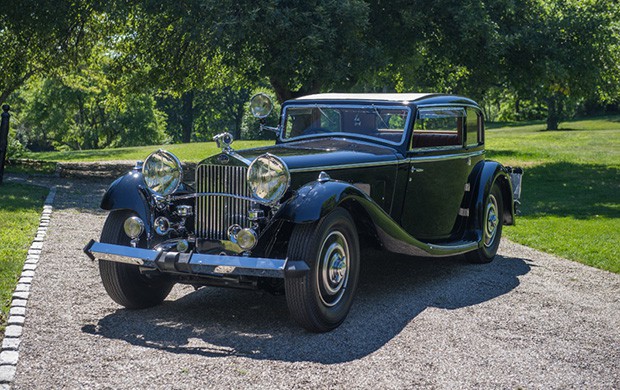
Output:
[
  {"xmin": 2, "ymin": 0, "xmax": 620, "ymax": 150},
  {"xmin": 0, "ymin": 0, "xmax": 99, "ymax": 104},
  {"xmin": 0, "ymin": 183, "xmax": 47, "ymax": 332},
  {"xmin": 498, "ymin": 0, "xmax": 620, "ymax": 129}
]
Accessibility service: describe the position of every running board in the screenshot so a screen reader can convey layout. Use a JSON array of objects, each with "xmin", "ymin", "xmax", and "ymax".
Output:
[{"xmin": 424, "ymin": 240, "xmax": 479, "ymax": 256}]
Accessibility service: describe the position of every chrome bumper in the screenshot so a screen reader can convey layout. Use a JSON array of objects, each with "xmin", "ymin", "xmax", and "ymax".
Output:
[{"xmin": 84, "ymin": 240, "xmax": 309, "ymax": 278}]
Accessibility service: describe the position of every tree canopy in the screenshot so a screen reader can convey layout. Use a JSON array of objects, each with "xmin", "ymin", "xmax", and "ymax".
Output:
[{"xmin": 1, "ymin": 0, "xmax": 619, "ymax": 153}]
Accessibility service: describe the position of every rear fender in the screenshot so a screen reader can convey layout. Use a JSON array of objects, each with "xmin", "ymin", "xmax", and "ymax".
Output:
[{"xmin": 468, "ymin": 161, "xmax": 515, "ymax": 238}]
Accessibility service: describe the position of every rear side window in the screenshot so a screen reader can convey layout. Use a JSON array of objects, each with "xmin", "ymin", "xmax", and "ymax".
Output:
[
  {"xmin": 412, "ymin": 108, "xmax": 464, "ymax": 149},
  {"xmin": 466, "ymin": 108, "xmax": 483, "ymax": 147}
]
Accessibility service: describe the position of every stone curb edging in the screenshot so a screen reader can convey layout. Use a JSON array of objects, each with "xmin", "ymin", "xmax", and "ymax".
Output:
[{"xmin": 0, "ymin": 186, "xmax": 57, "ymax": 387}]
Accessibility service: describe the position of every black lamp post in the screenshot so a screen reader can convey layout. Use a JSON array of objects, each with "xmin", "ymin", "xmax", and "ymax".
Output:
[{"xmin": 0, "ymin": 105, "xmax": 11, "ymax": 185}]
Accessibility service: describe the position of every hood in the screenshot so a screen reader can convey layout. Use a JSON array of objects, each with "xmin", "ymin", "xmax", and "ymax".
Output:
[{"xmin": 234, "ymin": 138, "xmax": 400, "ymax": 170}]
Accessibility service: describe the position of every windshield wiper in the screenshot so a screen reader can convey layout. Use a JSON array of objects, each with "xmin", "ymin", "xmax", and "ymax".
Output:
[
  {"xmin": 315, "ymin": 104, "xmax": 336, "ymax": 127},
  {"xmin": 372, "ymin": 105, "xmax": 390, "ymax": 129}
]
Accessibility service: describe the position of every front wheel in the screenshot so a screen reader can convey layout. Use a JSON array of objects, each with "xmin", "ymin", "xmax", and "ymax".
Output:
[
  {"xmin": 285, "ymin": 208, "xmax": 360, "ymax": 332},
  {"xmin": 466, "ymin": 183, "xmax": 504, "ymax": 264},
  {"xmin": 98, "ymin": 210, "xmax": 174, "ymax": 309}
]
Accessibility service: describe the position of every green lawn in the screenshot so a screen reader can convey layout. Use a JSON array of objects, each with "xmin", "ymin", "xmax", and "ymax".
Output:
[
  {"xmin": 11, "ymin": 115, "xmax": 620, "ymax": 273},
  {"xmin": 486, "ymin": 116, "xmax": 619, "ymax": 273},
  {"xmin": 0, "ymin": 183, "xmax": 48, "ymax": 332},
  {"xmin": 21, "ymin": 140, "xmax": 274, "ymax": 163}
]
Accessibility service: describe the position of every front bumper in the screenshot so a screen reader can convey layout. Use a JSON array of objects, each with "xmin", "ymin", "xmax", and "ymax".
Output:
[{"xmin": 84, "ymin": 240, "xmax": 309, "ymax": 278}]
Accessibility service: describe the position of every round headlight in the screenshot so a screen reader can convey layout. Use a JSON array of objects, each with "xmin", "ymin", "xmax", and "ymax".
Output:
[
  {"xmin": 247, "ymin": 153, "xmax": 290, "ymax": 203},
  {"xmin": 142, "ymin": 150, "xmax": 183, "ymax": 196}
]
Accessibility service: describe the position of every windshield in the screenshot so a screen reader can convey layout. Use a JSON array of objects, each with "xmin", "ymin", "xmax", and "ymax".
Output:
[{"xmin": 281, "ymin": 104, "xmax": 411, "ymax": 145}]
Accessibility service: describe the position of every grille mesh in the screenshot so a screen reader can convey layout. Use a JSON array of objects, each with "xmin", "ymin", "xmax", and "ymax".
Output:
[{"xmin": 195, "ymin": 164, "xmax": 251, "ymax": 240}]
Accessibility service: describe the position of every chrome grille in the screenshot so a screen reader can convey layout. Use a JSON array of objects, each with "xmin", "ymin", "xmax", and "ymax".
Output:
[{"xmin": 195, "ymin": 164, "xmax": 251, "ymax": 240}]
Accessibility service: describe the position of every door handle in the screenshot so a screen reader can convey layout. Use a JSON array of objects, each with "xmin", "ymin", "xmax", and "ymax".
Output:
[{"xmin": 410, "ymin": 166, "xmax": 424, "ymax": 173}]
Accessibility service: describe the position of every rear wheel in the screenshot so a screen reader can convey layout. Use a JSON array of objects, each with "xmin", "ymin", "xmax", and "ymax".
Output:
[
  {"xmin": 466, "ymin": 183, "xmax": 504, "ymax": 263},
  {"xmin": 285, "ymin": 208, "xmax": 360, "ymax": 332},
  {"xmin": 98, "ymin": 210, "xmax": 173, "ymax": 309}
]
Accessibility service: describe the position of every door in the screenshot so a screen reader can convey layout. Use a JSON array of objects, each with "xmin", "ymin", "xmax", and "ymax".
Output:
[{"xmin": 401, "ymin": 107, "xmax": 471, "ymax": 240}]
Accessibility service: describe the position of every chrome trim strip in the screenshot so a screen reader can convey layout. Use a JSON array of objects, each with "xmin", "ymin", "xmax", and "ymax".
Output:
[
  {"xmin": 87, "ymin": 241, "xmax": 288, "ymax": 278},
  {"xmin": 407, "ymin": 150, "xmax": 484, "ymax": 163},
  {"xmin": 171, "ymin": 192, "xmax": 270, "ymax": 206},
  {"xmin": 288, "ymin": 150, "xmax": 484, "ymax": 173},
  {"xmin": 289, "ymin": 159, "xmax": 401, "ymax": 173}
]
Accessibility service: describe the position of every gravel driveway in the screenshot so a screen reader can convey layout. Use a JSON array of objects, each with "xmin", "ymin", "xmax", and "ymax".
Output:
[{"xmin": 10, "ymin": 178, "xmax": 620, "ymax": 389}]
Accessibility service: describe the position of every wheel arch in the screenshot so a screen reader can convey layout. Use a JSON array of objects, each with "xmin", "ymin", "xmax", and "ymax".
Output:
[
  {"xmin": 274, "ymin": 180, "xmax": 381, "ymax": 248},
  {"xmin": 468, "ymin": 161, "xmax": 515, "ymax": 235},
  {"xmin": 100, "ymin": 170, "xmax": 153, "ymax": 239}
]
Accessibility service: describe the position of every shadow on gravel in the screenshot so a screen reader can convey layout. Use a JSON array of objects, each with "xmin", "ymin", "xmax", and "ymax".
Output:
[{"xmin": 82, "ymin": 252, "xmax": 530, "ymax": 364}]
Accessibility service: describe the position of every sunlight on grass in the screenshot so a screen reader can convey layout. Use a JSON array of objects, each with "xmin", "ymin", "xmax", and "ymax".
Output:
[
  {"xmin": 24, "ymin": 140, "xmax": 275, "ymax": 163},
  {"xmin": 486, "ymin": 117, "xmax": 619, "ymax": 273},
  {"xmin": 0, "ymin": 183, "xmax": 48, "ymax": 332}
]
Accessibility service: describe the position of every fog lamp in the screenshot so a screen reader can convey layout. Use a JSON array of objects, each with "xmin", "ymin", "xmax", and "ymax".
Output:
[
  {"xmin": 123, "ymin": 216, "xmax": 144, "ymax": 239},
  {"xmin": 176, "ymin": 239, "xmax": 189, "ymax": 252},
  {"xmin": 236, "ymin": 228, "xmax": 258, "ymax": 250}
]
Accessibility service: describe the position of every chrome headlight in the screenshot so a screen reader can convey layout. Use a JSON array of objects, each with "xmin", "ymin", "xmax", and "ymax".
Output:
[
  {"xmin": 142, "ymin": 150, "xmax": 183, "ymax": 196},
  {"xmin": 247, "ymin": 153, "xmax": 290, "ymax": 203}
]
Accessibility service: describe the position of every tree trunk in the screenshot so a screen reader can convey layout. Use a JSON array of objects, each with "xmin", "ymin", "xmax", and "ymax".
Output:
[
  {"xmin": 232, "ymin": 102, "xmax": 243, "ymax": 141},
  {"xmin": 270, "ymin": 77, "xmax": 321, "ymax": 104},
  {"xmin": 0, "ymin": 90, "xmax": 12, "ymax": 107},
  {"xmin": 181, "ymin": 91, "xmax": 194, "ymax": 143},
  {"xmin": 546, "ymin": 94, "xmax": 560, "ymax": 130}
]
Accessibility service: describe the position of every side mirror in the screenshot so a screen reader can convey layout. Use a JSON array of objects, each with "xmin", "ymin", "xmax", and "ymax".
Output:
[
  {"xmin": 250, "ymin": 93, "xmax": 273, "ymax": 119},
  {"xmin": 249, "ymin": 93, "xmax": 280, "ymax": 136}
]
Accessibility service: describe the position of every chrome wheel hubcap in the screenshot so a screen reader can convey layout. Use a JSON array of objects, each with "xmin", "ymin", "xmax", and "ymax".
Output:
[
  {"xmin": 484, "ymin": 194, "xmax": 499, "ymax": 247},
  {"xmin": 318, "ymin": 231, "xmax": 350, "ymax": 307}
]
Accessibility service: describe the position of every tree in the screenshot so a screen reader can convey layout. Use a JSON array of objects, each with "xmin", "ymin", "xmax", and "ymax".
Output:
[
  {"xmin": 0, "ymin": 0, "xmax": 99, "ymax": 104},
  {"xmin": 501, "ymin": 0, "xmax": 620, "ymax": 129}
]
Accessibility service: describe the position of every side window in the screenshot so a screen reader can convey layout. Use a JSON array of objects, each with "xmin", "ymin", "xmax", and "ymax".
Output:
[
  {"xmin": 466, "ymin": 108, "xmax": 482, "ymax": 147},
  {"xmin": 412, "ymin": 108, "xmax": 465, "ymax": 149}
]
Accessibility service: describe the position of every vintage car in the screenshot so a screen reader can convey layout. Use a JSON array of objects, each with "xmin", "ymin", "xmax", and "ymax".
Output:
[{"xmin": 85, "ymin": 93, "xmax": 522, "ymax": 332}]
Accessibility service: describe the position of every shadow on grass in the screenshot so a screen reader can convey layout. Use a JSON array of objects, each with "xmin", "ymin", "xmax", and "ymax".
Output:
[
  {"xmin": 0, "ymin": 182, "xmax": 48, "ymax": 212},
  {"xmin": 517, "ymin": 162, "xmax": 619, "ymax": 219},
  {"xmin": 82, "ymin": 251, "xmax": 530, "ymax": 364}
]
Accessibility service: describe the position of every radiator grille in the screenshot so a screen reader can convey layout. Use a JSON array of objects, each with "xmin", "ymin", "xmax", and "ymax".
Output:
[{"xmin": 195, "ymin": 164, "xmax": 251, "ymax": 240}]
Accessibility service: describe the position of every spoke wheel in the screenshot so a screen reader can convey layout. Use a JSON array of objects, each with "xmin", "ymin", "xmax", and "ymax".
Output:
[{"xmin": 285, "ymin": 208, "xmax": 360, "ymax": 332}]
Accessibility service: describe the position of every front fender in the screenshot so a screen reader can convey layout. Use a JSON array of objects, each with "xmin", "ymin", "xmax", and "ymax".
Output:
[
  {"xmin": 275, "ymin": 180, "xmax": 369, "ymax": 223},
  {"xmin": 101, "ymin": 169, "xmax": 153, "ymax": 235}
]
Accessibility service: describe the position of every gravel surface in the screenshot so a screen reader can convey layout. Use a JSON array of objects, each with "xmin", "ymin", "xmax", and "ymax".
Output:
[{"xmin": 10, "ymin": 177, "xmax": 620, "ymax": 389}]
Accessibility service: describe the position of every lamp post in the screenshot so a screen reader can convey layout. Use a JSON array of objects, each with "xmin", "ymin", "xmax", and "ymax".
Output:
[{"xmin": 0, "ymin": 105, "xmax": 10, "ymax": 185}]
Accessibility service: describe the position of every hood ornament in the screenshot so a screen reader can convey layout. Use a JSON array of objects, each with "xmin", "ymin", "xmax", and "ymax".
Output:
[{"xmin": 213, "ymin": 132, "xmax": 234, "ymax": 153}]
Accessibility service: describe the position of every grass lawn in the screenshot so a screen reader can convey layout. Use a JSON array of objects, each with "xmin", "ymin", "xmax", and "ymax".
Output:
[
  {"xmin": 19, "ymin": 140, "xmax": 274, "ymax": 163},
  {"xmin": 12, "ymin": 115, "xmax": 620, "ymax": 273},
  {"xmin": 0, "ymin": 183, "xmax": 48, "ymax": 332},
  {"xmin": 486, "ymin": 115, "xmax": 619, "ymax": 273}
]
